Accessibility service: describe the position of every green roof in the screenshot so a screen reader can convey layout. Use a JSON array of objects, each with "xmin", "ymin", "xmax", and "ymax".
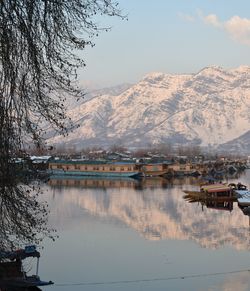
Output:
[{"xmin": 49, "ymin": 159, "xmax": 136, "ymax": 165}]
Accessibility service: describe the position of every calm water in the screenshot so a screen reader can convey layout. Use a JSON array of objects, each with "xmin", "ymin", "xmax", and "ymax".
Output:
[{"xmin": 39, "ymin": 171, "xmax": 250, "ymax": 291}]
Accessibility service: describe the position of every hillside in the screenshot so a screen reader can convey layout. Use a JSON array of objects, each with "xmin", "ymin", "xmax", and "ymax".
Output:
[{"xmin": 48, "ymin": 66, "xmax": 250, "ymax": 152}]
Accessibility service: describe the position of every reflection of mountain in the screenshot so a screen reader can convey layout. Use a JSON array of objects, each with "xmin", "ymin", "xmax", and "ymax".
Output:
[
  {"xmin": 46, "ymin": 182, "xmax": 250, "ymax": 251},
  {"xmin": 216, "ymin": 273, "xmax": 250, "ymax": 291}
]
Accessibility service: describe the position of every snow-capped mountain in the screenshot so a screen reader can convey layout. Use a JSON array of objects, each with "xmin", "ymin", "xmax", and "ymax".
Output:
[
  {"xmin": 48, "ymin": 66, "xmax": 250, "ymax": 151},
  {"xmin": 64, "ymin": 83, "xmax": 132, "ymax": 110}
]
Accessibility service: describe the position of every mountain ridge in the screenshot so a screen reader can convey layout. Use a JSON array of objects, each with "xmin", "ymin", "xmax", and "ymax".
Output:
[{"xmin": 48, "ymin": 66, "xmax": 250, "ymax": 153}]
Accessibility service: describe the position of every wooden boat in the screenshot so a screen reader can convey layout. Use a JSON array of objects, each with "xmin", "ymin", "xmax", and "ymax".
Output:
[
  {"xmin": 0, "ymin": 246, "xmax": 53, "ymax": 289},
  {"xmin": 183, "ymin": 183, "xmax": 236, "ymax": 202},
  {"xmin": 48, "ymin": 160, "xmax": 141, "ymax": 178}
]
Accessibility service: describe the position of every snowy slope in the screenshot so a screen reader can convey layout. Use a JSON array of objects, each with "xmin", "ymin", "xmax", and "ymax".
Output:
[{"xmin": 48, "ymin": 66, "xmax": 250, "ymax": 150}]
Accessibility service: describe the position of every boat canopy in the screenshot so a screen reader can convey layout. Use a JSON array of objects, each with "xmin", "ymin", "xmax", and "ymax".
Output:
[
  {"xmin": 201, "ymin": 184, "xmax": 231, "ymax": 193},
  {"xmin": 0, "ymin": 246, "xmax": 40, "ymax": 261}
]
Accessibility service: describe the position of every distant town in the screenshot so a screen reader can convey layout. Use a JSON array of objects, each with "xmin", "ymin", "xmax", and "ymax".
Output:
[{"xmin": 19, "ymin": 144, "xmax": 250, "ymax": 180}]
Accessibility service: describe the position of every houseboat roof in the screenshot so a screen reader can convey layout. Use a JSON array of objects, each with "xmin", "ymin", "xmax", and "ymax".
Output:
[
  {"xmin": 49, "ymin": 159, "xmax": 136, "ymax": 165},
  {"xmin": 201, "ymin": 184, "xmax": 231, "ymax": 193}
]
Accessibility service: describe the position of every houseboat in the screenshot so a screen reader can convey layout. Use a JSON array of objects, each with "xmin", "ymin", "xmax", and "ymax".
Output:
[
  {"xmin": 48, "ymin": 160, "xmax": 141, "ymax": 178},
  {"xmin": 140, "ymin": 163, "xmax": 168, "ymax": 177},
  {"xmin": 167, "ymin": 162, "xmax": 202, "ymax": 176}
]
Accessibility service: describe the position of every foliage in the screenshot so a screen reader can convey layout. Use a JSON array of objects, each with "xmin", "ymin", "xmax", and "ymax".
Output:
[
  {"xmin": 0, "ymin": 0, "xmax": 123, "ymax": 249},
  {"xmin": 0, "ymin": 179, "xmax": 54, "ymax": 250},
  {"xmin": 0, "ymin": 0, "xmax": 124, "ymax": 151}
]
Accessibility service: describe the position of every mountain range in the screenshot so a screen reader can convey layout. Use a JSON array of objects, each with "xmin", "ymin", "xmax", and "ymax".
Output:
[{"xmin": 48, "ymin": 66, "xmax": 250, "ymax": 153}]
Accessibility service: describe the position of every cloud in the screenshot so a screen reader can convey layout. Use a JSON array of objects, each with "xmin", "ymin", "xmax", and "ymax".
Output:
[
  {"xmin": 203, "ymin": 14, "xmax": 222, "ymax": 28},
  {"xmin": 178, "ymin": 12, "xmax": 195, "ymax": 22},
  {"xmin": 180, "ymin": 9, "xmax": 250, "ymax": 46},
  {"xmin": 224, "ymin": 16, "xmax": 250, "ymax": 46},
  {"xmin": 200, "ymin": 12, "xmax": 250, "ymax": 46}
]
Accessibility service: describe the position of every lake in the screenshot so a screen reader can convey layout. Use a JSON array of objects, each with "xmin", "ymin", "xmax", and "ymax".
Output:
[{"xmin": 39, "ymin": 171, "xmax": 250, "ymax": 291}]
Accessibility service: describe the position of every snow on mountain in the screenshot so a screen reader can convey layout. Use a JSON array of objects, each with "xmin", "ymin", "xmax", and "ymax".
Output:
[
  {"xmin": 48, "ymin": 66, "xmax": 250, "ymax": 151},
  {"xmin": 217, "ymin": 130, "xmax": 250, "ymax": 154},
  {"xmin": 64, "ymin": 83, "xmax": 132, "ymax": 110}
]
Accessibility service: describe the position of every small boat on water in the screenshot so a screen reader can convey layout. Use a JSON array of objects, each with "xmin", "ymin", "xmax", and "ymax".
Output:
[
  {"xmin": 0, "ymin": 246, "xmax": 53, "ymax": 289},
  {"xmin": 183, "ymin": 183, "xmax": 236, "ymax": 202}
]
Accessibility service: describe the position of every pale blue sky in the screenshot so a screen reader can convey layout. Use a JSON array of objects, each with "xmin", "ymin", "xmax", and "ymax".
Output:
[{"xmin": 78, "ymin": 0, "xmax": 250, "ymax": 88}]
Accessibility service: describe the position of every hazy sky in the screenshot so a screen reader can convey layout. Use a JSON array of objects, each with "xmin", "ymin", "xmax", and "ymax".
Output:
[{"xmin": 78, "ymin": 0, "xmax": 250, "ymax": 88}]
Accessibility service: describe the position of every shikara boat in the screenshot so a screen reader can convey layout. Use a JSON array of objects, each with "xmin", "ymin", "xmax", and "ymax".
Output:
[
  {"xmin": 0, "ymin": 246, "xmax": 53, "ymax": 289},
  {"xmin": 183, "ymin": 183, "xmax": 236, "ymax": 202}
]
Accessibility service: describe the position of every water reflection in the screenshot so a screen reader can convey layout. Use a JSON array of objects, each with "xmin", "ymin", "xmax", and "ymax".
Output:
[
  {"xmin": 48, "ymin": 175, "xmax": 201, "ymax": 190},
  {"xmin": 0, "ymin": 287, "xmax": 41, "ymax": 291},
  {"xmin": 184, "ymin": 193, "xmax": 234, "ymax": 211},
  {"xmin": 214, "ymin": 272, "xmax": 250, "ymax": 291},
  {"xmin": 47, "ymin": 175, "xmax": 250, "ymax": 250}
]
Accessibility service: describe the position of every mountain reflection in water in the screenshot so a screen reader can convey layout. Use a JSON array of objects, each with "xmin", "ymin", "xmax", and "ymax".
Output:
[{"xmin": 47, "ymin": 174, "xmax": 250, "ymax": 251}]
